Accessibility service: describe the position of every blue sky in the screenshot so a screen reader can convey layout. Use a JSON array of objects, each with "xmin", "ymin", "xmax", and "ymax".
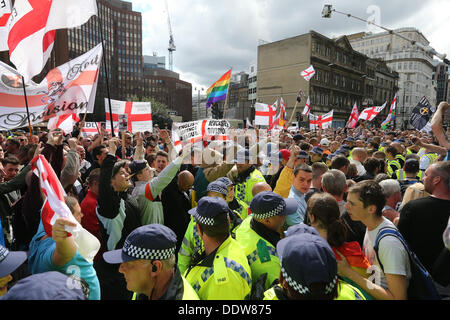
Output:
[{"xmin": 130, "ymin": 0, "xmax": 450, "ymax": 91}]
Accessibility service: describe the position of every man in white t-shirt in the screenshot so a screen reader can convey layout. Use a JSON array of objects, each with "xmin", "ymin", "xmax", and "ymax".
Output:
[{"xmin": 336, "ymin": 180, "xmax": 411, "ymax": 300}]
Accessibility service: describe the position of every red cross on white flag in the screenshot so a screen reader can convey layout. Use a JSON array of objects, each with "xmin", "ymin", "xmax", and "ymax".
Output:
[
  {"xmin": 358, "ymin": 102, "xmax": 387, "ymax": 122},
  {"xmin": 347, "ymin": 103, "xmax": 360, "ymax": 128},
  {"xmin": 302, "ymin": 97, "xmax": 311, "ymax": 116},
  {"xmin": 301, "ymin": 65, "xmax": 316, "ymax": 82},
  {"xmin": 0, "ymin": 0, "xmax": 11, "ymax": 51},
  {"xmin": 255, "ymin": 102, "xmax": 277, "ymax": 127},
  {"xmin": 105, "ymin": 99, "xmax": 153, "ymax": 133},
  {"xmin": 309, "ymin": 110, "xmax": 334, "ymax": 130}
]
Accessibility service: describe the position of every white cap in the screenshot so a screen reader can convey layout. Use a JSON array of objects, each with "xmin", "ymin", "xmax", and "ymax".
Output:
[{"xmin": 320, "ymin": 138, "xmax": 330, "ymax": 146}]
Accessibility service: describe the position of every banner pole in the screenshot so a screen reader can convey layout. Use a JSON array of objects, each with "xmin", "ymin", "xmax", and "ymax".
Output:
[
  {"xmin": 21, "ymin": 77, "xmax": 33, "ymax": 141},
  {"xmin": 96, "ymin": 0, "xmax": 115, "ymax": 137}
]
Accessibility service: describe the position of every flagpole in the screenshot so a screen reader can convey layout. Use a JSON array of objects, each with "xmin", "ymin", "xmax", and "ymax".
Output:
[
  {"xmin": 96, "ymin": 0, "xmax": 115, "ymax": 137},
  {"xmin": 21, "ymin": 77, "xmax": 33, "ymax": 142},
  {"xmin": 287, "ymin": 100, "xmax": 299, "ymax": 128},
  {"xmin": 221, "ymin": 69, "xmax": 232, "ymax": 120}
]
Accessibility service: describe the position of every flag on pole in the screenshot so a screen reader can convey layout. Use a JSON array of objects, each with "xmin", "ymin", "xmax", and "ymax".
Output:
[
  {"xmin": 347, "ymin": 103, "xmax": 360, "ymax": 129},
  {"xmin": 206, "ymin": 69, "xmax": 231, "ymax": 108},
  {"xmin": 6, "ymin": 0, "xmax": 97, "ymax": 83},
  {"xmin": 302, "ymin": 97, "xmax": 311, "ymax": 116},
  {"xmin": 0, "ymin": 0, "xmax": 11, "ymax": 51},
  {"xmin": 31, "ymin": 155, "xmax": 100, "ymax": 263},
  {"xmin": 0, "ymin": 43, "xmax": 102, "ymax": 130},
  {"xmin": 410, "ymin": 96, "xmax": 432, "ymax": 131},
  {"xmin": 255, "ymin": 102, "xmax": 277, "ymax": 127},
  {"xmin": 309, "ymin": 110, "xmax": 334, "ymax": 130},
  {"xmin": 47, "ymin": 113, "xmax": 80, "ymax": 134},
  {"xmin": 245, "ymin": 117, "xmax": 253, "ymax": 129},
  {"xmin": 300, "ymin": 65, "xmax": 315, "ymax": 81},
  {"xmin": 381, "ymin": 95, "xmax": 398, "ymax": 130},
  {"xmin": 358, "ymin": 103, "xmax": 387, "ymax": 122},
  {"xmin": 268, "ymin": 100, "xmax": 280, "ymax": 131},
  {"xmin": 105, "ymin": 99, "xmax": 152, "ymax": 133}
]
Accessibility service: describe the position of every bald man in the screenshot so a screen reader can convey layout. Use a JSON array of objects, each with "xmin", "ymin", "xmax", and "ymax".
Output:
[
  {"xmin": 162, "ymin": 170, "xmax": 195, "ymax": 253},
  {"xmin": 252, "ymin": 182, "xmax": 272, "ymax": 197}
]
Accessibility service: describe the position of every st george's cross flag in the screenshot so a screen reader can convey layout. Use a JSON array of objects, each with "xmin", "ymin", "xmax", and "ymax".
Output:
[
  {"xmin": 278, "ymin": 97, "xmax": 288, "ymax": 129},
  {"xmin": 381, "ymin": 94, "xmax": 398, "ymax": 130},
  {"xmin": 255, "ymin": 102, "xmax": 277, "ymax": 127},
  {"xmin": 347, "ymin": 103, "xmax": 360, "ymax": 129},
  {"xmin": 105, "ymin": 99, "xmax": 153, "ymax": 133},
  {"xmin": 310, "ymin": 110, "xmax": 334, "ymax": 130},
  {"xmin": 358, "ymin": 102, "xmax": 387, "ymax": 122},
  {"xmin": 268, "ymin": 100, "xmax": 280, "ymax": 131},
  {"xmin": 3, "ymin": 0, "xmax": 97, "ymax": 83},
  {"xmin": 302, "ymin": 97, "xmax": 311, "ymax": 116},
  {"xmin": 31, "ymin": 154, "xmax": 100, "ymax": 263},
  {"xmin": 0, "ymin": 0, "xmax": 11, "ymax": 51},
  {"xmin": 301, "ymin": 65, "xmax": 316, "ymax": 82},
  {"xmin": 47, "ymin": 113, "xmax": 80, "ymax": 134}
]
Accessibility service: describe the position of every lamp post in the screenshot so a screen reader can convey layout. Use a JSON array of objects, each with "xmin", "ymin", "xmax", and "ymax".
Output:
[
  {"xmin": 321, "ymin": 5, "xmax": 449, "ymax": 65},
  {"xmin": 401, "ymin": 80, "xmax": 414, "ymax": 130}
]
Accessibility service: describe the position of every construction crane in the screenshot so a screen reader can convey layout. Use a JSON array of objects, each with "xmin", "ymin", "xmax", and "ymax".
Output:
[{"xmin": 165, "ymin": 0, "xmax": 176, "ymax": 71}]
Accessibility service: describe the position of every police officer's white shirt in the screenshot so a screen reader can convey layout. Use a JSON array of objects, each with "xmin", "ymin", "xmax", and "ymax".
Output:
[
  {"xmin": 419, "ymin": 155, "xmax": 432, "ymax": 171},
  {"xmin": 363, "ymin": 218, "xmax": 411, "ymax": 290}
]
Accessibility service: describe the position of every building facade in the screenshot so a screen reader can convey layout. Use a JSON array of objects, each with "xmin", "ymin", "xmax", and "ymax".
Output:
[
  {"xmin": 248, "ymin": 61, "xmax": 258, "ymax": 105},
  {"xmin": 67, "ymin": 0, "xmax": 143, "ymax": 121},
  {"xmin": 144, "ymin": 54, "xmax": 166, "ymax": 70},
  {"xmin": 348, "ymin": 28, "xmax": 435, "ymax": 128},
  {"xmin": 433, "ymin": 61, "xmax": 449, "ymax": 105},
  {"xmin": 257, "ymin": 30, "xmax": 398, "ymax": 128},
  {"xmin": 226, "ymin": 71, "xmax": 252, "ymax": 121},
  {"xmin": 141, "ymin": 68, "xmax": 192, "ymax": 122}
]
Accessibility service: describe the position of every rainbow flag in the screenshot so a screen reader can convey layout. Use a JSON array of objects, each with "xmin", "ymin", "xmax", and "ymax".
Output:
[{"xmin": 206, "ymin": 69, "xmax": 232, "ymax": 108}]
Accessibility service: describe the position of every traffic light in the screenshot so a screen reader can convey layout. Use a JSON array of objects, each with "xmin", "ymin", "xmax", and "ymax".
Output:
[{"xmin": 212, "ymin": 104, "xmax": 220, "ymax": 119}]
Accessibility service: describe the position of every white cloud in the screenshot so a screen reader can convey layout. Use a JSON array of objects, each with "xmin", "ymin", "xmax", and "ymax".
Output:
[{"xmin": 130, "ymin": 0, "xmax": 450, "ymax": 90}]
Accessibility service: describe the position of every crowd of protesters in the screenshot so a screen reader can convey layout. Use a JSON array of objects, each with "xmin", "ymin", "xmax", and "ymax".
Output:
[{"xmin": 0, "ymin": 101, "xmax": 449, "ymax": 301}]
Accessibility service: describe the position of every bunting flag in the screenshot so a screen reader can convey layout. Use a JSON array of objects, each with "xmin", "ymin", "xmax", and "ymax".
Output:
[
  {"xmin": 300, "ymin": 65, "xmax": 315, "ymax": 81},
  {"xmin": 302, "ymin": 97, "xmax": 311, "ymax": 116},
  {"xmin": 309, "ymin": 110, "xmax": 334, "ymax": 130},
  {"xmin": 0, "ymin": 0, "xmax": 11, "ymax": 51},
  {"xmin": 358, "ymin": 102, "xmax": 387, "ymax": 122},
  {"xmin": 381, "ymin": 95, "xmax": 398, "ymax": 130},
  {"xmin": 5, "ymin": 0, "xmax": 97, "ymax": 83},
  {"xmin": 410, "ymin": 96, "xmax": 432, "ymax": 131},
  {"xmin": 347, "ymin": 103, "xmax": 360, "ymax": 129},
  {"xmin": 206, "ymin": 69, "xmax": 231, "ymax": 108},
  {"xmin": 31, "ymin": 154, "xmax": 100, "ymax": 263},
  {"xmin": 254, "ymin": 102, "xmax": 277, "ymax": 127},
  {"xmin": 105, "ymin": 99, "xmax": 152, "ymax": 133},
  {"xmin": 0, "ymin": 43, "xmax": 102, "ymax": 130},
  {"xmin": 47, "ymin": 113, "xmax": 80, "ymax": 134}
]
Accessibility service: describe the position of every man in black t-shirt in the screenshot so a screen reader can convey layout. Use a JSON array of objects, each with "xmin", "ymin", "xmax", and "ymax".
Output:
[{"xmin": 398, "ymin": 162, "xmax": 450, "ymax": 284}]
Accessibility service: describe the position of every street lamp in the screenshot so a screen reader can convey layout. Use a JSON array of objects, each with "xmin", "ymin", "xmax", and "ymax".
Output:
[{"xmin": 321, "ymin": 5, "xmax": 449, "ymax": 65}]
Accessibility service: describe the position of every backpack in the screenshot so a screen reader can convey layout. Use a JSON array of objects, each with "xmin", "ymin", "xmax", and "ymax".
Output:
[{"xmin": 374, "ymin": 227, "xmax": 441, "ymax": 300}]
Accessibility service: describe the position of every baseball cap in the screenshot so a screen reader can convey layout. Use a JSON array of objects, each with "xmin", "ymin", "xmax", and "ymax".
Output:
[
  {"xmin": 0, "ymin": 245, "xmax": 27, "ymax": 278},
  {"xmin": 111, "ymin": 160, "xmax": 128, "ymax": 179},
  {"xmin": 128, "ymin": 160, "xmax": 148, "ymax": 177},
  {"xmin": 0, "ymin": 271, "xmax": 89, "ymax": 300},
  {"xmin": 310, "ymin": 147, "xmax": 324, "ymax": 155},
  {"xmin": 320, "ymin": 138, "xmax": 330, "ymax": 146},
  {"xmin": 277, "ymin": 233, "xmax": 338, "ymax": 297},
  {"xmin": 327, "ymin": 153, "xmax": 336, "ymax": 160},
  {"xmin": 188, "ymin": 196, "xmax": 231, "ymax": 226},
  {"xmin": 293, "ymin": 134, "xmax": 306, "ymax": 142},
  {"xmin": 284, "ymin": 223, "xmax": 319, "ymax": 238},
  {"xmin": 250, "ymin": 191, "xmax": 297, "ymax": 220},
  {"xmin": 297, "ymin": 150, "xmax": 309, "ymax": 159},
  {"xmin": 280, "ymin": 149, "xmax": 291, "ymax": 162},
  {"xmin": 206, "ymin": 180, "xmax": 228, "ymax": 197},
  {"xmin": 216, "ymin": 177, "xmax": 234, "ymax": 187},
  {"xmin": 103, "ymin": 224, "xmax": 177, "ymax": 264}
]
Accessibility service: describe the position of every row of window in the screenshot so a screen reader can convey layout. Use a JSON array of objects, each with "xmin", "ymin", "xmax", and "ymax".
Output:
[
  {"xmin": 313, "ymin": 69, "xmax": 363, "ymax": 92},
  {"xmin": 313, "ymin": 41, "xmax": 363, "ymax": 70}
]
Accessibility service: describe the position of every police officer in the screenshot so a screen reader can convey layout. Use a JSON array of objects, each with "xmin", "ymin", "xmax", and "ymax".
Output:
[
  {"xmin": 103, "ymin": 224, "xmax": 199, "ymax": 300},
  {"xmin": 233, "ymin": 149, "xmax": 266, "ymax": 220},
  {"xmin": 263, "ymin": 225, "xmax": 365, "ymax": 300},
  {"xmin": 178, "ymin": 180, "xmax": 243, "ymax": 275},
  {"xmin": 385, "ymin": 146, "xmax": 401, "ymax": 178},
  {"xmin": 235, "ymin": 191, "xmax": 297, "ymax": 293},
  {"xmin": 184, "ymin": 197, "xmax": 252, "ymax": 300}
]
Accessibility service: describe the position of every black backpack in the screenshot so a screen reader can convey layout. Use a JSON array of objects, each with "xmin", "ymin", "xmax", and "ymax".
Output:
[{"xmin": 374, "ymin": 227, "xmax": 441, "ymax": 300}]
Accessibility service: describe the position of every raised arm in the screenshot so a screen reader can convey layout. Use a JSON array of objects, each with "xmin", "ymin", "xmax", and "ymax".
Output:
[{"xmin": 430, "ymin": 102, "xmax": 450, "ymax": 149}]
